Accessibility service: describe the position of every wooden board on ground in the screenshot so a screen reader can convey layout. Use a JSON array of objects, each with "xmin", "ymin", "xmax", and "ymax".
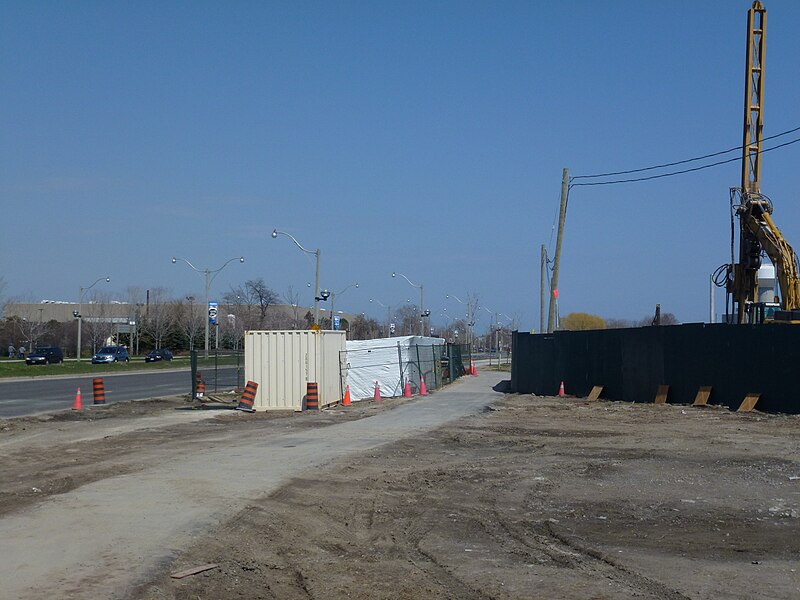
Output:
[
  {"xmin": 737, "ymin": 393, "xmax": 761, "ymax": 413},
  {"xmin": 170, "ymin": 564, "xmax": 219, "ymax": 579},
  {"xmin": 692, "ymin": 386, "xmax": 713, "ymax": 406},
  {"xmin": 587, "ymin": 385, "xmax": 603, "ymax": 401},
  {"xmin": 654, "ymin": 385, "xmax": 669, "ymax": 405}
]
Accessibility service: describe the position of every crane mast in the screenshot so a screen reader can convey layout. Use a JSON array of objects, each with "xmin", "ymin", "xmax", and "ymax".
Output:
[{"xmin": 732, "ymin": 1, "xmax": 767, "ymax": 323}]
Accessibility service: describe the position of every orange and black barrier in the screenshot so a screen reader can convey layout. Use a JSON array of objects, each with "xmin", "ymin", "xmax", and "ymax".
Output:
[
  {"xmin": 195, "ymin": 372, "xmax": 206, "ymax": 399},
  {"xmin": 236, "ymin": 381, "xmax": 258, "ymax": 412},
  {"xmin": 92, "ymin": 377, "xmax": 105, "ymax": 405},
  {"xmin": 305, "ymin": 382, "xmax": 319, "ymax": 410}
]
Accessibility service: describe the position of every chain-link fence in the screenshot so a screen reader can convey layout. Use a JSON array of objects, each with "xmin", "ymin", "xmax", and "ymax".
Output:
[
  {"xmin": 443, "ymin": 342, "xmax": 470, "ymax": 380},
  {"xmin": 190, "ymin": 350, "xmax": 245, "ymax": 397}
]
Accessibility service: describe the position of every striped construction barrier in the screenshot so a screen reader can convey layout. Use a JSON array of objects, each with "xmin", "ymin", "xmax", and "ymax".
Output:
[
  {"xmin": 305, "ymin": 382, "xmax": 319, "ymax": 410},
  {"xmin": 236, "ymin": 381, "xmax": 258, "ymax": 412},
  {"xmin": 92, "ymin": 377, "xmax": 106, "ymax": 405},
  {"xmin": 194, "ymin": 371, "xmax": 206, "ymax": 398}
]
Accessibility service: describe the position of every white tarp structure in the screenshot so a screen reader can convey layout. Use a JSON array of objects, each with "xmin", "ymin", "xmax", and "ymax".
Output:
[{"xmin": 344, "ymin": 335, "xmax": 445, "ymax": 401}]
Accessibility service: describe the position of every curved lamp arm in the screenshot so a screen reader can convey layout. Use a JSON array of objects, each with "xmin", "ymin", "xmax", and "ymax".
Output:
[
  {"xmin": 392, "ymin": 272, "xmax": 421, "ymax": 289},
  {"xmin": 272, "ymin": 229, "xmax": 317, "ymax": 256}
]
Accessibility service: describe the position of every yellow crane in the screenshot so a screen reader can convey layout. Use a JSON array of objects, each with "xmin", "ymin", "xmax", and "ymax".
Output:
[{"xmin": 727, "ymin": 1, "xmax": 800, "ymax": 324}]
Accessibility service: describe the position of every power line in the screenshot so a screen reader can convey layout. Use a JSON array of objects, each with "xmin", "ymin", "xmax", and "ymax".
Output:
[
  {"xmin": 571, "ymin": 125, "xmax": 800, "ymax": 180},
  {"xmin": 570, "ymin": 137, "xmax": 800, "ymax": 187}
]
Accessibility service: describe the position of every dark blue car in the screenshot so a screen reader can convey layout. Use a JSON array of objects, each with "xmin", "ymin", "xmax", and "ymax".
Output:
[{"xmin": 145, "ymin": 348, "xmax": 173, "ymax": 363}]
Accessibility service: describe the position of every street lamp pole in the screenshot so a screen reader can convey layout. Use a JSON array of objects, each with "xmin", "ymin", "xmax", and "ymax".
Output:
[
  {"xmin": 392, "ymin": 272, "xmax": 428, "ymax": 336},
  {"xmin": 75, "ymin": 276, "xmax": 110, "ymax": 361},
  {"xmin": 446, "ymin": 294, "xmax": 473, "ymax": 346},
  {"xmin": 370, "ymin": 299, "xmax": 391, "ymax": 337},
  {"xmin": 272, "ymin": 229, "xmax": 323, "ymax": 326},
  {"xmin": 330, "ymin": 283, "xmax": 359, "ymax": 326},
  {"xmin": 172, "ymin": 256, "xmax": 245, "ymax": 359},
  {"xmin": 481, "ymin": 306, "xmax": 499, "ymax": 365}
]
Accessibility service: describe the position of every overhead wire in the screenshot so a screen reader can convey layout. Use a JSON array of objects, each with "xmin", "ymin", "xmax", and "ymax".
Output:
[
  {"xmin": 571, "ymin": 125, "xmax": 800, "ymax": 181},
  {"xmin": 569, "ymin": 137, "xmax": 800, "ymax": 187}
]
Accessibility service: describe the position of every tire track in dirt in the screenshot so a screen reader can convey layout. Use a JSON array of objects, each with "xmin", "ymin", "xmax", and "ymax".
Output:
[{"xmin": 543, "ymin": 521, "xmax": 694, "ymax": 600}]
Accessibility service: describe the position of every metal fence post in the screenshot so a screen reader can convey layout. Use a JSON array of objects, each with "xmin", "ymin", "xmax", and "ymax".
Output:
[
  {"xmin": 415, "ymin": 344, "xmax": 422, "ymax": 392},
  {"xmin": 190, "ymin": 350, "xmax": 197, "ymax": 399},
  {"xmin": 214, "ymin": 347, "xmax": 219, "ymax": 392},
  {"xmin": 397, "ymin": 341, "xmax": 404, "ymax": 395}
]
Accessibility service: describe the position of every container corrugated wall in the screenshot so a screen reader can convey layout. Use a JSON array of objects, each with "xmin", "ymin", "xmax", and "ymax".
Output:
[{"xmin": 244, "ymin": 330, "xmax": 346, "ymax": 411}]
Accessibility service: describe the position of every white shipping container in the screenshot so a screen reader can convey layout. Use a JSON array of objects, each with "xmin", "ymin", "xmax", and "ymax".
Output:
[{"xmin": 244, "ymin": 330, "xmax": 346, "ymax": 411}]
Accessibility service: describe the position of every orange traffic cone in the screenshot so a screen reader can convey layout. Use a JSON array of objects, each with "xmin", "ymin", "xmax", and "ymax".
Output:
[
  {"xmin": 471, "ymin": 360, "xmax": 477, "ymax": 376},
  {"xmin": 373, "ymin": 380, "xmax": 381, "ymax": 402},
  {"xmin": 403, "ymin": 377, "xmax": 412, "ymax": 398},
  {"xmin": 343, "ymin": 385, "xmax": 351, "ymax": 406},
  {"xmin": 558, "ymin": 381, "xmax": 565, "ymax": 397},
  {"xmin": 419, "ymin": 375, "xmax": 428, "ymax": 396},
  {"xmin": 73, "ymin": 387, "xmax": 83, "ymax": 410}
]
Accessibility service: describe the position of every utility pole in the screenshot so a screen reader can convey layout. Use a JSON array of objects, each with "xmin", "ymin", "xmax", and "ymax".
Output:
[
  {"xmin": 540, "ymin": 244, "xmax": 546, "ymax": 334},
  {"xmin": 548, "ymin": 168, "xmax": 569, "ymax": 333}
]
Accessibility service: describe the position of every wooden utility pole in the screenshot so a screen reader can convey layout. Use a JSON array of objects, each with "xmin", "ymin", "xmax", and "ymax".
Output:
[
  {"xmin": 539, "ymin": 244, "xmax": 546, "ymax": 334},
  {"xmin": 547, "ymin": 168, "xmax": 569, "ymax": 333}
]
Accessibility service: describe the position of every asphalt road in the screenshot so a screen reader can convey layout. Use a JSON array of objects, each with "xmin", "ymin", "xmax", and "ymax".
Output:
[{"xmin": 0, "ymin": 367, "xmax": 243, "ymax": 418}]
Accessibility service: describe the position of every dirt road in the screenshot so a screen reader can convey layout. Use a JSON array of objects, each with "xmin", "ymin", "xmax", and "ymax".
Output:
[{"xmin": 2, "ymin": 372, "xmax": 799, "ymax": 599}]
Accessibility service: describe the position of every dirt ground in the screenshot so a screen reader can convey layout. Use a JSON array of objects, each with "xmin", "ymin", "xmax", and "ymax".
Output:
[{"xmin": 3, "ymin": 384, "xmax": 800, "ymax": 599}]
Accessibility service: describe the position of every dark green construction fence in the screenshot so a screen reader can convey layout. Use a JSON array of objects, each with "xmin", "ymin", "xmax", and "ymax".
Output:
[{"xmin": 511, "ymin": 323, "xmax": 800, "ymax": 414}]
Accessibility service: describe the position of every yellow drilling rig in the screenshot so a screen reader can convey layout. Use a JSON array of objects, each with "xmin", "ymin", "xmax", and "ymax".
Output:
[{"xmin": 723, "ymin": 1, "xmax": 800, "ymax": 324}]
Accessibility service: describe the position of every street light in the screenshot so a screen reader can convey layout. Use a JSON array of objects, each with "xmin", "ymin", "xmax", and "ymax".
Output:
[
  {"xmin": 392, "ymin": 272, "xmax": 428, "ymax": 336},
  {"xmin": 74, "ymin": 276, "xmax": 110, "ymax": 361},
  {"xmin": 272, "ymin": 229, "xmax": 323, "ymax": 326},
  {"xmin": 446, "ymin": 294, "xmax": 474, "ymax": 345},
  {"xmin": 480, "ymin": 305, "xmax": 502, "ymax": 365},
  {"xmin": 330, "ymin": 283, "xmax": 358, "ymax": 328},
  {"xmin": 172, "ymin": 256, "xmax": 244, "ymax": 358},
  {"xmin": 370, "ymin": 298, "xmax": 392, "ymax": 337}
]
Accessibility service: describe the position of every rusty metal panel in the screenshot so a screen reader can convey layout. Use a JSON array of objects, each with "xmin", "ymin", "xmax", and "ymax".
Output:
[
  {"xmin": 654, "ymin": 385, "xmax": 670, "ymax": 405},
  {"xmin": 587, "ymin": 386, "xmax": 603, "ymax": 401},
  {"xmin": 737, "ymin": 393, "xmax": 761, "ymax": 412},
  {"xmin": 692, "ymin": 386, "xmax": 713, "ymax": 406}
]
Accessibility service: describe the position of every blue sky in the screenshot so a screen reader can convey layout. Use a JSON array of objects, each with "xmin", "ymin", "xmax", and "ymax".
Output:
[{"xmin": 3, "ymin": 1, "xmax": 800, "ymax": 331}]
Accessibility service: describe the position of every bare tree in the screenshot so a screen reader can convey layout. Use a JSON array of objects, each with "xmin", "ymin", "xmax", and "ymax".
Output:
[
  {"xmin": 174, "ymin": 296, "xmax": 203, "ymax": 351},
  {"xmin": 124, "ymin": 287, "xmax": 147, "ymax": 354},
  {"xmin": 394, "ymin": 304, "xmax": 420, "ymax": 336},
  {"xmin": 4, "ymin": 299, "xmax": 50, "ymax": 350},
  {"xmin": 349, "ymin": 315, "xmax": 382, "ymax": 340},
  {"xmin": 227, "ymin": 278, "xmax": 278, "ymax": 329},
  {"xmin": 140, "ymin": 287, "xmax": 173, "ymax": 349},
  {"xmin": 83, "ymin": 292, "xmax": 114, "ymax": 354},
  {"xmin": 223, "ymin": 311, "xmax": 245, "ymax": 351},
  {"xmin": 283, "ymin": 286, "xmax": 302, "ymax": 330},
  {"xmin": 0, "ymin": 276, "xmax": 7, "ymax": 318}
]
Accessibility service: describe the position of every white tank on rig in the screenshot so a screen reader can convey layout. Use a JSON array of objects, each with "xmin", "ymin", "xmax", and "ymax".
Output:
[{"xmin": 757, "ymin": 263, "xmax": 778, "ymax": 303}]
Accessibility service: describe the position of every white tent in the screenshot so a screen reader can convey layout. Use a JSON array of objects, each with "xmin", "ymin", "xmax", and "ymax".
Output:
[{"xmin": 344, "ymin": 336, "xmax": 445, "ymax": 401}]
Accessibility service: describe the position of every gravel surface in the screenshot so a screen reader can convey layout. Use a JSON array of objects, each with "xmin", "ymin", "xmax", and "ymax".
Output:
[{"xmin": 2, "ymin": 374, "xmax": 799, "ymax": 599}]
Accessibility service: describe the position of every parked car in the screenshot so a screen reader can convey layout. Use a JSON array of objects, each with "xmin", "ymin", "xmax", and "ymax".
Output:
[
  {"xmin": 145, "ymin": 348, "xmax": 173, "ymax": 362},
  {"xmin": 91, "ymin": 346, "xmax": 130, "ymax": 364},
  {"xmin": 25, "ymin": 346, "xmax": 64, "ymax": 365}
]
